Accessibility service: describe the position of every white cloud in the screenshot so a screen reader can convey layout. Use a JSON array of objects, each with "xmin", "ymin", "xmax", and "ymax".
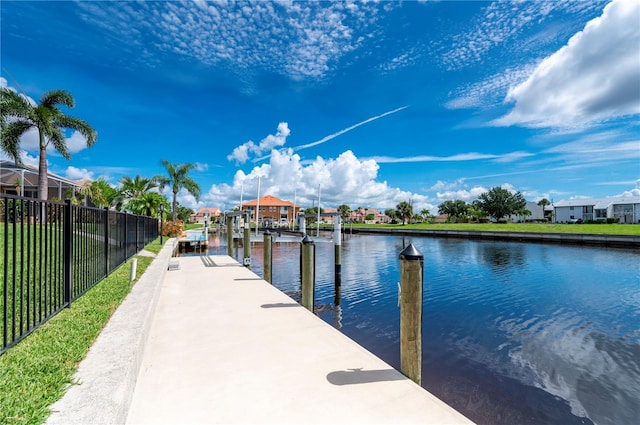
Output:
[
  {"xmin": 194, "ymin": 162, "xmax": 209, "ymax": 172},
  {"xmin": 66, "ymin": 130, "xmax": 93, "ymax": 154},
  {"xmin": 254, "ymin": 106, "xmax": 408, "ymax": 163},
  {"xmin": 227, "ymin": 122, "xmax": 291, "ymax": 164},
  {"xmin": 367, "ymin": 150, "xmax": 533, "ymax": 164},
  {"xmin": 64, "ymin": 166, "xmax": 94, "ymax": 181},
  {"xmin": 618, "ymin": 179, "xmax": 640, "ymax": 197},
  {"xmin": 199, "ymin": 149, "xmax": 434, "ymax": 212},
  {"xmin": 446, "ymin": 65, "xmax": 536, "ymax": 110},
  {"xmin": 442, "ymin": 0, "xmax": 601, "ymax": 70},
  {"xmin": 493, "ymin": 0, "xmax": 640, "ymax": 128},
  {"xmin": 76, "ymin": 1, "xmax": 388, "ymax": 81},
  {"xmin": 436, "ymin": 186, "xmax": 488, "ymax": 202}
]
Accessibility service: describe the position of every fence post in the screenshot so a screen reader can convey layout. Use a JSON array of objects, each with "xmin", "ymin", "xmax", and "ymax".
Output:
[
  {"xmin": 399, "ymin": 243, "xmax": 424, "ymax": 386},
  {"xmin": 243, "ymin": 225, "xmax": 251, "ymax": 268},
  {"xmin": 135, "ymin": 215, "xmax": 139, "ymax": 253},
  {"xmin": 63, "ymin": 200, "xmax": 73, "ymax": 307},
  {"xmin": 104, "ymin": 207, "xmax": 109, "ymax": 277},
  {"xmin": 124, "ymin": 212, "xmax": 128, "ymax": 260},
  {"xmin": 263, "ymin": 230, "xmax": 272, "ymax": 283},
  {"xmin": 301, "ymin": 235, "xmax": 315, "ymax": 312}
]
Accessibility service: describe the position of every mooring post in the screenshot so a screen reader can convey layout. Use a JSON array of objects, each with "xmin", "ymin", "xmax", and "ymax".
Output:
[
  {"xmin": 263, "ymin": 229, "xmax": 272, "ymax": 283},
  {"xmin": 333, "ymin": 214, "xmax": 342, "ymax": 305},
  {"xmin": 399, "ymin": 243, "xmax": 424, "ymax": 386},
  {"xmin": 226, "ymin": 215, "xmax": 233, "ymax": 257},
  {"xmin": 301, "ymin": 234, "xmax": 315, "ymax": 312},
  {"xmin": 243, "ymin": 224, "xmax": 251, "ymax": 268},
  {"xmin": 298, "ymin": 211, "xmax": 306, "ymax": 236},
  {"xmin": 130, "ymin": 257, "xmax": 137, "ymax": 283}
]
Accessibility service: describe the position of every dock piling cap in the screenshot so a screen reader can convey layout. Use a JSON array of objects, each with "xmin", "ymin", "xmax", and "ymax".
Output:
[
  {"xmin": 399, "ymin": 243, "xmax": 423, "ymax": 261},
  {"xmin": 302, "ymin": 234, "xmax": 314, "ymax": 244}
]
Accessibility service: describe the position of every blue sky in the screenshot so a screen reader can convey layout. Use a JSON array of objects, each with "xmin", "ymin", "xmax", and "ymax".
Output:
[{"xmin": 1, "ymin": 0, "xmax": 639, "ymax": 212}]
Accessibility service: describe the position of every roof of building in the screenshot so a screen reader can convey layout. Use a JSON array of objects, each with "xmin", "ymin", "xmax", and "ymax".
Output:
[
  {"xmin": 242, "ymin": 195, "xmax": 299, "ymax": 207},
  {"xmin": 554, "ymin": 196, "xmax": 640, "ymax": 208},
  {"xmin": 0, "ymin": 159, "xmax": 81, "ymax": 188},
  {"xmin": 195, "ymin": 207, "xmax": 221, "ymax": 215}
]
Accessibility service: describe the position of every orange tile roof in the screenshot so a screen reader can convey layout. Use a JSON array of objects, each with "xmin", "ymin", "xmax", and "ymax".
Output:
[
  {"xmin": 242, "ymin": 195, "xmax": 300, "ymax": 207},
  {"xmin": 196, "ymin": 207, "xmax": 220, "ymax": 215}
]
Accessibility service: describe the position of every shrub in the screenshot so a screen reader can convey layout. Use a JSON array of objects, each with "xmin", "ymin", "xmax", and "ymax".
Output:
[
  {"xmin": 162, "ymin": 219, "xmax": 184, "ymax": 237},
  {"xmin": 606, "ymin": 217, "xmax": 620, "ymax": 224}
]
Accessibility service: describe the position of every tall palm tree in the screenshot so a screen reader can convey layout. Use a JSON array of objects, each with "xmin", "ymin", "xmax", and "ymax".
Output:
[
  {"xmin": 0, "ymin": 88, "xmax": 97, "ymax": 200},
  {"xmin": 155, "ymin": 160, "xmax": 201, "ymax": 221}
]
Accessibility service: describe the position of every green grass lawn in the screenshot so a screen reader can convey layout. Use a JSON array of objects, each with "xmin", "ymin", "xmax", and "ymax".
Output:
[
  {"xmin": 0, "ymin": 238, "xmax": 162, "ymax": 425},
  {"xmin": 347, "ymin": 222, "xmax": 640, "ymax": 235}
]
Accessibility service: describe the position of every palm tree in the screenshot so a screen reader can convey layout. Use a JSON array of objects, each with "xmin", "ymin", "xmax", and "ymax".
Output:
[
  {"xmin": 89, "ymin": 178, "xmax": 119, "ymax": 208},
  {"xmin": 117, "ymin": 175, "xmax": 158, "ymax": 212},
  {"xmin": 537, "ymin": 198, "xmax": 551, "ymax": 221},
  {"xmin": 337, "ymin": 204, "xmax": 351, "ymax": 220},
  {"xmin": 126, "ymin": 192, "xmax": 167, "ymax": 217},
  {"xmin": 396, "ymin": 201, "xmax": 413, "ymax": 225},
  {"xmin": 155, "ymin": 160, "xmax": 201, "ymax": 221},
  {"xmin": 0, "ymin": 88, "xmax": 97, "ymax": 200},
  {"xmin": 420, "ymin": 208, "xmax": 431, "ymax": 223}
]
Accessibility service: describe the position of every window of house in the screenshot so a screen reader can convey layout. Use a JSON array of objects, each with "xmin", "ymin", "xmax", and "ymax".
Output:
[{"xmin": 569, "ymin": 206, "xmax": 574, "ymax": 210}]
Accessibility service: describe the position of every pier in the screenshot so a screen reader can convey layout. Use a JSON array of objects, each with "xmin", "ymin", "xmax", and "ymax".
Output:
[{"xmin": 46, "ymin": 240, "xmax": 473, "ymax": 424}]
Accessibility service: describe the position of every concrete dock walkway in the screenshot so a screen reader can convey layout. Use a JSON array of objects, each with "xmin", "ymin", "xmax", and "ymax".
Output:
[{"xmin": 48, "ymin": 243, "xmax": 473, "ymax": 424}]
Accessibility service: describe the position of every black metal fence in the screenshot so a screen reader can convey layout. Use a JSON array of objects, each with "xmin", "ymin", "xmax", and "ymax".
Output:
[{"xmin": 1, "ymin": 194, "xmax": 159, "ymax": 355}]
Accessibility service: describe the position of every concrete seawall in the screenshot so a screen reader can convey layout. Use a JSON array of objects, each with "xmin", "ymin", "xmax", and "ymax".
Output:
[{"xmin": 349, "ymin": 228, "xmax": 640, "ymax": 249}]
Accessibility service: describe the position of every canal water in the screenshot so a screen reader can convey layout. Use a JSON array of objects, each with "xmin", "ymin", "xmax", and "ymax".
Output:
[{"xmin": 202, "ymin": 233, "xmax": 639, "ymax": 425}]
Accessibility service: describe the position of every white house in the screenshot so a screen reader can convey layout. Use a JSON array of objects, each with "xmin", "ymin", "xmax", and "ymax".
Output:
[
  {"xmin": 511, "ymin": 201, "xmax": 546, "ymax": 222},
  {"xmin": 553, "ymin": 196, "xmax": 640, "ymax": 224}
]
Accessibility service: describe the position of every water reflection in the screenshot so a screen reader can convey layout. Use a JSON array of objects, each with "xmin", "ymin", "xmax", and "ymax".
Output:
[{"xmin": 199, "ymin": 233, "xmax": 639, "ymax": 425}]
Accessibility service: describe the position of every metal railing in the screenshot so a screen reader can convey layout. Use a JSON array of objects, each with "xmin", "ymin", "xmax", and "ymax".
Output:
[{"xmin": 1, "ymin": 194, "xmax": 159, "ymax": 355}]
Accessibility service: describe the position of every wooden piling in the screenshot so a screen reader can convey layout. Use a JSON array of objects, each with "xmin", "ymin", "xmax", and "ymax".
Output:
[
  {"xmin": 263, "ymin": 230, "xmax": 272, "ymax": 284},
  {"xmin": 399, "ymin": 243, "xmax": 424, "ymax": 386},
  {"xmin": 226, "ymin": 215, "xmax": 233, "ymax": 257},
  {"xmin": 301, "ymin": 235, "xmax": 315, "ymax": 312},
  {"xmin": 333, "ymin": 215, "xmax": 342, "ymax": 306}
]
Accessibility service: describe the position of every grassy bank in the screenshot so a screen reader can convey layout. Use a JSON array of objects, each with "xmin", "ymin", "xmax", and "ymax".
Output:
[
  {"xmin": 0, "ymin": 238, "xmax": 163, "ymax": 425},
  {"xmin": 346, "ymin": 222, "xmax": 640, "ymax": 236}
]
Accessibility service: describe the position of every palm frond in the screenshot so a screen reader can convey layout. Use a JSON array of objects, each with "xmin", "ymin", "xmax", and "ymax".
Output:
[
  {"xmin": 39, "ymin": 90, "xmax": 74, "ymax": 109},
  {"xmin": 1, "ymin": 119, "xmax": 33, "ymax": 164},
  {"xmin": 55, "ymin": 115, "xmax": 97, "ymax": 146}
]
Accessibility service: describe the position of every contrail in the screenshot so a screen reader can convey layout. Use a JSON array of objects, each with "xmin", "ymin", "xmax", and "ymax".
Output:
[{"xmin": 253, "ymin": 105, "xmax": 408, "ymax": 162}]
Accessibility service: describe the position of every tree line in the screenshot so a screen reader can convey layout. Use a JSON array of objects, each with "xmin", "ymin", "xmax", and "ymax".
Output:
[{"xmin": 332, "ymin": 188, "xmax": 550, "ymax": 226}]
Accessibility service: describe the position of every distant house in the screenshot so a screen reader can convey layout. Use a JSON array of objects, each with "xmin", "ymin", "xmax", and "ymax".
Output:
[
  {"xmin": 433, "ymin": 213, "xmax": 449, "ymax": 223},
  {"xmin": 0, "ymin": 160, "xmax": 82, "ymax": 200},
  {"xmin": 348, "ymin": 207, "xmax": 389, "ymax": 223},
  {"xmin": 511, "ymin": 201, "xmax": 546, "ymax": 222},
  {"xmin": 553, "ymin": 196, "xmax": 640, "ymax": 224},
  {"xmin": 190, "ymin": 207, "xmax": 221, "ymax": 224},
  {"xmin": 241, "ymin": 195, "xmax": 301, "ymax": 226},
  {"xmin": 322, "ymin": 207, "xmax": 338, "ymax": 223}
]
